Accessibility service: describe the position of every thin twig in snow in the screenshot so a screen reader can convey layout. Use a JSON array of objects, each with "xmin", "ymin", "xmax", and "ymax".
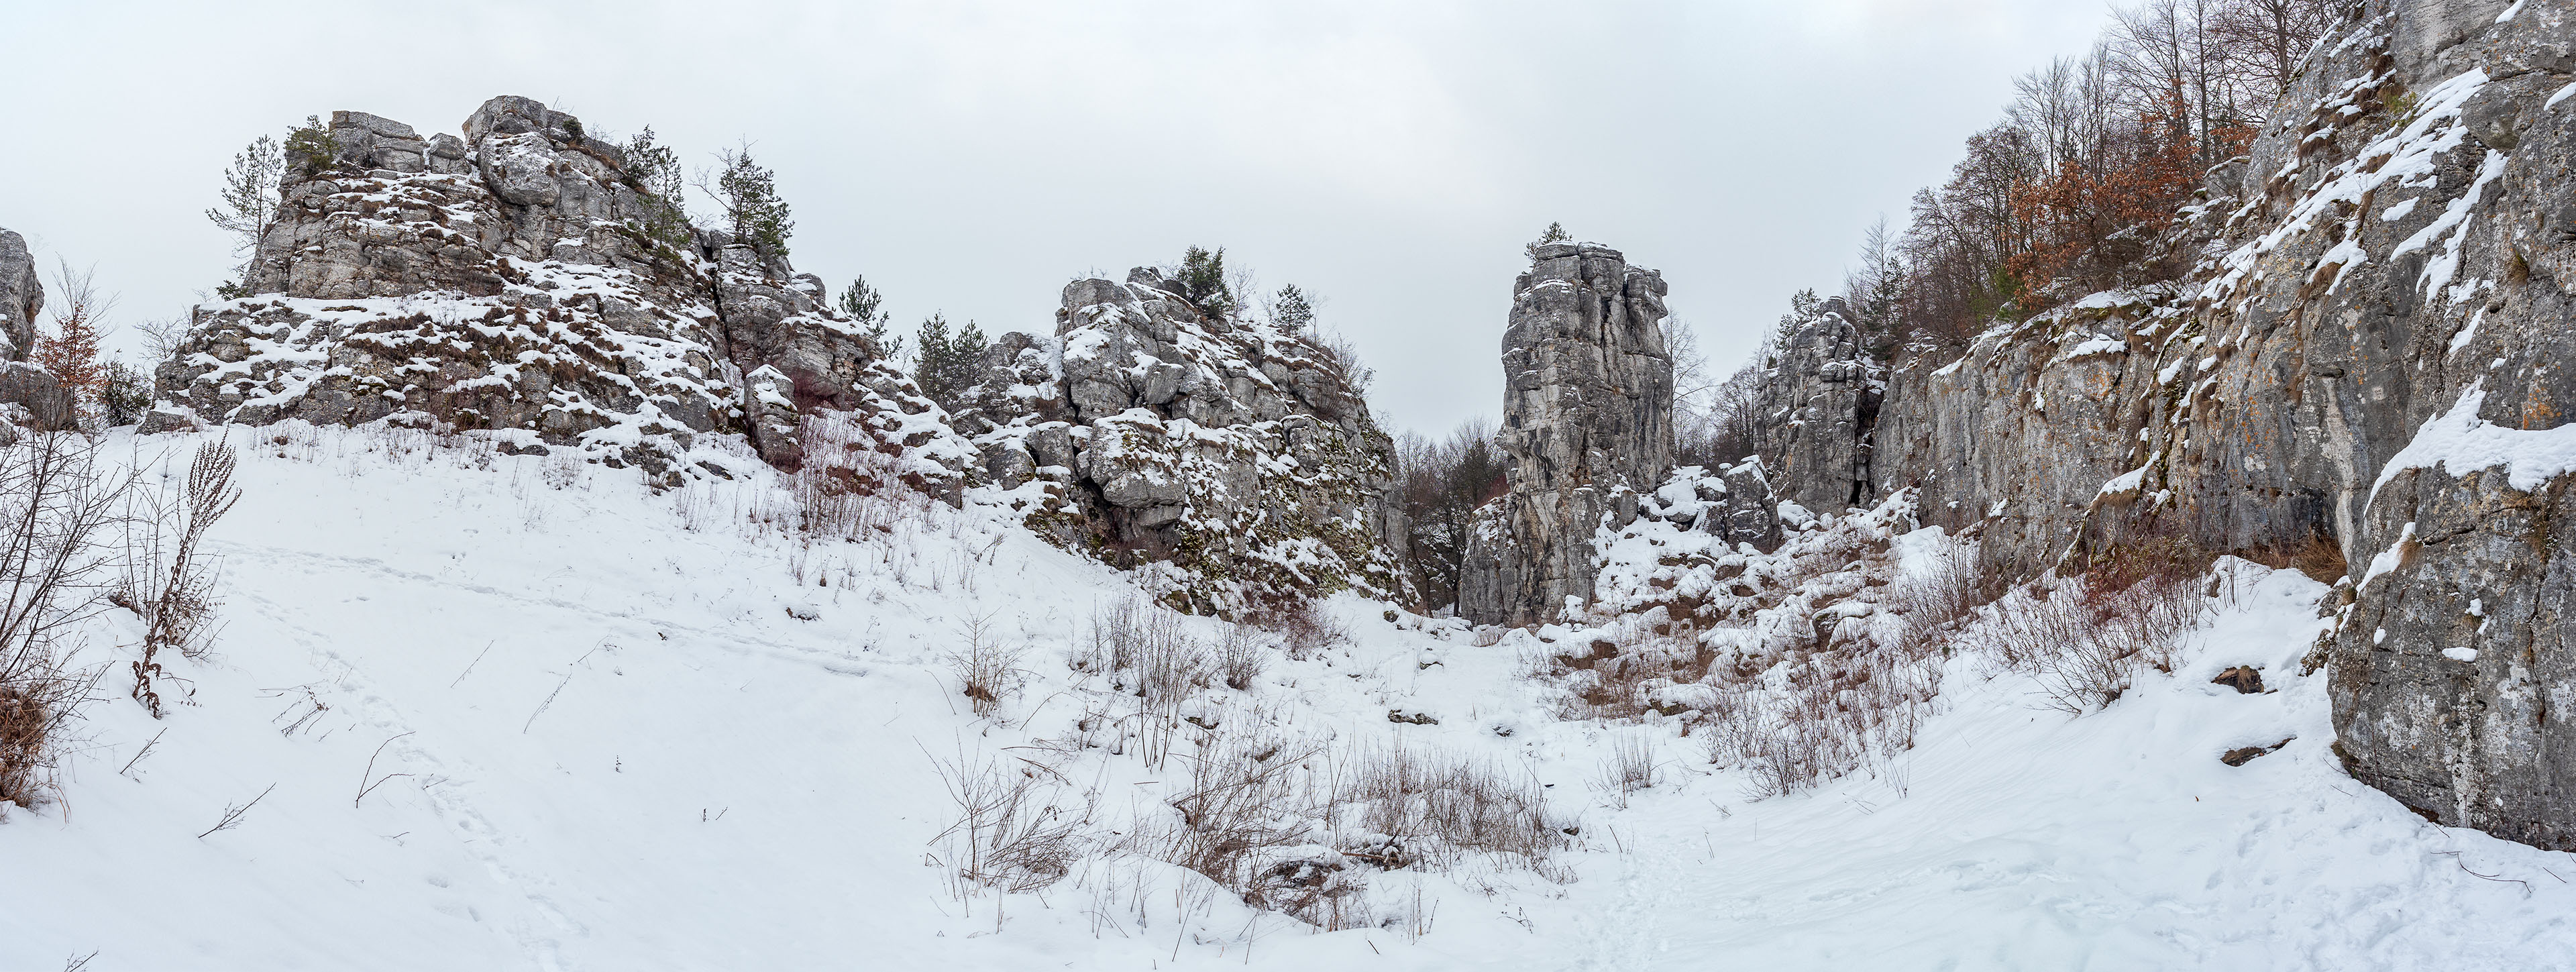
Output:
[
  {"xmin": 198, "ymin": 783, "xmax": 276, "ymax": 838},
  {"xmin": 449, "ymin": 641, "xmax": 495, "ymax": 688},
  {"xmin": 118, "ymin": 728, "xmax": 166, "ymax": 778},
  {"xmin": 356, "ymin": 731, "xmax": 417, "ymax": 808}
]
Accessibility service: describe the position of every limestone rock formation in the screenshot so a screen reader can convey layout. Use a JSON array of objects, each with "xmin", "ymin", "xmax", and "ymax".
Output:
[
  {"xmin": 0, "ymin": 227, "xmax": 71, "ymax": 438},
  {"xmin": 156, "ymin": 97, "xmax": 967, "ymax": 491},
  {"xmin": 1460, "ymin": 243, "xmax": 1676, "ymax": 626},
  {"xmin": 1868, "ymin": 286, "xmax": 2181, "ymax": 575},
  {"xmin": 1761, "ymin": 0, "xmax": 2576, "ymax": 847},
  {"xmin": 0, "ymin": 228, "xmax": 41, "ymax": 363},
  {"xmin": 965, "ymin": 268, "xmax": 1413, "ymax": 614},
  {"xmin": 1755, "ymin": 296, "xmax": 1882, "ymax": 514}
]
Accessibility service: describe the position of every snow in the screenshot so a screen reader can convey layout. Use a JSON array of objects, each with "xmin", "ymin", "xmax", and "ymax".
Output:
[
  {"xmin": 2371, "ymin": 379, "xmax": 2576, "ymax": 503},
  {"xmin": 2445, "ymin": 647, "xmax": 2481, "ymax": 662},
  {"xmin": 3, "ymin": 426, "xmax": 2573, "ymax": 969},
  {"xmin": 2059, "ymin": 335, "xmax": 2127, "ymax": 362},
  {"xmin": 2100, "ymin": 452, "xmax": 2159, "ymax": 496},
  {"xmin": 2450, "ymin": 307, "xmax": 2484, "ymax": 354},
  {"xmin": 2551, "ymin": 82, "xmax": 2576, "ymax": 111},
  {"xmin": 2204, "ymin": 64, "xmax": 2493, "ymax": 306}
]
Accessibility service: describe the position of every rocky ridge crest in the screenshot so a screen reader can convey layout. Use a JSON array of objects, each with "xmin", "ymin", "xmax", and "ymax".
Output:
[{"xmin": 154, "ymin": 97, "xmax": 969, "ymax": 490}]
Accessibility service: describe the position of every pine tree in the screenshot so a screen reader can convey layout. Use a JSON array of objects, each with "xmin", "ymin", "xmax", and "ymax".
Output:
[
  {"xmin": 282, "ymin": 115, "xmax": 339, "ymax": 179},
  {"xmin": 839, "ymin": 276, "xmax": 900, "ymax": 357},
  {"xmin": 97, "ymin": 360, "xmax": 153, "ymax": 427},
  {"xmin": 1525, "ymin": 221, "xmax": 1571, "ymax": 260},
  {"xmin": 206, "ymin": 134, "xmax": 282, "ymax": 283},
  {"xmin": 622, "ymin": 127, "xmax": 692, "ymax": 252},
  {"xmin": 952, "ymin": 320, "xmax": 988, "ymax": 379},
  {"xmin": 1270, "ymin": 284, "xmax": 1316, "ymax": 332},
  {"xmin": 1174, "ymin": 246, "xmax": 1233, "ymax": 318},
  {"xmin": 712, "ymin": 146, "xmax": 793, "ymax": 260},
  {"xmin": 911, "ymin": 313, "xmax": 990, "ymax": 414}
]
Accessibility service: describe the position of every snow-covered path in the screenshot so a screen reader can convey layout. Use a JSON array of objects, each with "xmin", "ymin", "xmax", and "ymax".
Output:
[{"xmin": 4, "ymin": 427, "xmax": 2572, "ymax": 970}]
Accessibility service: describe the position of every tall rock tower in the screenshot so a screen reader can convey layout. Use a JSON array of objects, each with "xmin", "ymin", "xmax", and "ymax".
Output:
[
  {"xmin": 1754, "ymin": 296, "xmax": 1882, "ymax": 513},
  {"xmin": 1459, "ymin": 241, "xmax": 1674, "ymax": 626}
]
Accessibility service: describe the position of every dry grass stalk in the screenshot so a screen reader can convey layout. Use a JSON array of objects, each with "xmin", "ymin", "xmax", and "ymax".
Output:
[{"xmin": 926, "ymin": 744, "xmax": 1097, "ymax": 896}]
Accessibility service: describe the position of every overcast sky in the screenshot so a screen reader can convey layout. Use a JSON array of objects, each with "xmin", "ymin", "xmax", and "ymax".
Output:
[{"xmin": 3, "ymin": 0, "xmax": 2114, "ymax": 437}]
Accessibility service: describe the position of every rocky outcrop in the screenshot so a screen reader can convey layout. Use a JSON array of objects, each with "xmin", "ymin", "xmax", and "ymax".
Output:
[
  {"xmin": 1772, "ymin": 0, "xmax": 2576, "ymax": 847},
  {"xmin": 0, "ymin": 227, "xmax": 71, "ymax": 439},
  {"xmin": 1755, "ymin": 297, "xmax": 1883, "ymax": 514},
  {"xmin": 965, "ymin": 268, "xmax": 1413, "ymax": 614},
  {"xmin": 0, "ymin": 228, "xmax": 40, "ymax": 363},
  {"xmin": 1460, "ymin": 243, "xmax": 1676, "ymax": 626},
  {"xmin": 1869, "ymin": 286, "xmax": 2185, "ymax": 575},
  {"xmin": 156, "ymin": 97, "xmax": 966, "ymax": 491}
]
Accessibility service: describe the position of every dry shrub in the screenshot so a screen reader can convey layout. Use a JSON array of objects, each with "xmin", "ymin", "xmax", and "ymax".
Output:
[
  {"xmin": 945, "ymin": 613, "xmax": 1024, "ymax": 716},
  {"xmin": 1688, "ymin": 535, "xmax": 1948, "ymax": 798},
  {"xmin": 1244, "ymin": 594, "xmax": 1344, "ymax": 661},
  {"xmin": 1324, "ymin": 741, "xmax": 1568, "ymax": 873},
  {"xmin": 786, "ymin": 411, "xmax": 933, "ymax": 540},
  {"xmin": 0, "ymin": 682, "xmax": 83, "ymax": 812},
  {"xmin": 1888, "ymin": 536, "xmax": 2008, "ymax": 641},
  {"xmin": 1976, "ymin": 537, "xmax": 2208, "ymax": 714},
  {"xmin": 926, "ymin": 745, "xmax": 1097, "ymax": 895},
  {"xmin": 2239, "ymin": 529, "xmax": 2348, "ymax": 584},
  {"xmin": 1215, "ymin": 625, "xmax": 1268, "ymax": 691},
  {"xmin": 1152, "ymin": 728, "xmax": 1329, "ymax": 900},
  {"xmin": 1130, "ymin": 615, "xmax": 1212, "ymax": 707},
  {"xmin": 1074, "ymin": 596, "xmax": 1214, "ymax": 767},
  {"xmin": 1592, "ymin": 735, "xmax": 1658, "ymax": 808},
  {"xmin": 0, "ymin": 431, "xmax": 128, "ymax": 811},
  {"xmin": 1079, "ymin": 594, "xmax": 1211, "ymax": 698},
  {"xmin": 1126, "ymin": 728, "xmax": 1571, "ymax": 931}
]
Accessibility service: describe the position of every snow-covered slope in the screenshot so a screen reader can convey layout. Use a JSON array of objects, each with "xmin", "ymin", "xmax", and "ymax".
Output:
[{"xmin": 3, "ymin": 425, "xmax": 2571, "ymax": 969}]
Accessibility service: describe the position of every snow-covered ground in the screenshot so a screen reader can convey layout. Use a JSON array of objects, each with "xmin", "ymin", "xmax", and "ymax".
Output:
[{"xmin": 5, "ymin": 424, "xmax": 2573, "ymax": 970}]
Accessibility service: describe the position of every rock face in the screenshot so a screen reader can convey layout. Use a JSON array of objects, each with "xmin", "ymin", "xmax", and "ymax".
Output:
[
  {"xmin": 965, "ymin": 268, "xmax": 1413, "ymax": 614},
  {"xmin": 1868, "ymin": 286, "xmax": 2183, "ymax": 576},
  {"xmin": 157, "ymin": 97, "xmax": 966, "ymax": 490},
  {"xmin": 1762, "ymin": 0, "xmax": 2576, "ymax": 848},
  {"xmin": 1460, "ymin": 243, "xmax": 1677, "ymax": 626},
  {"xmin": 0, "ymin": 227, "xmax": 71, "ymax": 437},
  {"xmin": 0, "ymin": 228, "xmax": 41, "ymax": 363},
  {"xmin": 1755, "ymin": 296, "xmax": 1883, "ymax": 514}
]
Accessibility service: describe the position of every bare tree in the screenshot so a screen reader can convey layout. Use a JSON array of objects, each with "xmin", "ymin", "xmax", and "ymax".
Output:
[
  {"xmin": 2209, "ymin": 0, "xmax": 2349, "ymax": 108},
  {"xmin": 0, "ymin": 432, "xmax": 131, "ymax": 809}
]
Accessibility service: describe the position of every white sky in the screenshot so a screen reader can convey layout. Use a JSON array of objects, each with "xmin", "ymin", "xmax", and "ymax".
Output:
[{"xmin": 1, "ymin": 0, "xmax": 2114, "ymax": 437}]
